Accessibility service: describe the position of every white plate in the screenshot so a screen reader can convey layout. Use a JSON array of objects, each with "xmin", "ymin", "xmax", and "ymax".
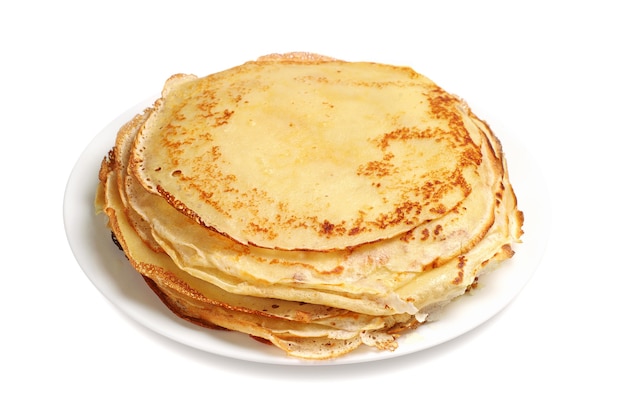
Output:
[{"xmin": 64, "ymin": 98, "xmax": 550, "ymax": 366}]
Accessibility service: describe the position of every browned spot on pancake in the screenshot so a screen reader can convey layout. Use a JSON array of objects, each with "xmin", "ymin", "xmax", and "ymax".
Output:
[
  {"xmin": 452, "ymin": 256, "xmax": 467, "ymax": 285},
  {"xmin": 357, "ymin": 154, "xmax": 398, "ymax": 178},
  {"xmin": 375, "ymin": 126, "xmax": 437, "ymax": 151}
]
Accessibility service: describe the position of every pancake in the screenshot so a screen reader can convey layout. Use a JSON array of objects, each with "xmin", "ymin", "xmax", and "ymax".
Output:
[
  {"xmin": 130, "ymin": 55, "xmax": 486, "ymax": 251},
  {"xmin": 95, "ymin": 52, "xmax": 524, "ymax": 360}
]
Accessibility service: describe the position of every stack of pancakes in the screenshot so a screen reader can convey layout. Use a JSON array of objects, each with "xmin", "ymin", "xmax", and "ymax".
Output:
[{"xmin": 95, "ymin": 53, "xmax": 523, "ymax": 360}]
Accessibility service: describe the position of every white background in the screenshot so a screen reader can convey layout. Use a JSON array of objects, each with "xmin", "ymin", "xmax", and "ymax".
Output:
[{"xmin": 2, "ymin": 1, "xmax": 624, "ymax": 414}]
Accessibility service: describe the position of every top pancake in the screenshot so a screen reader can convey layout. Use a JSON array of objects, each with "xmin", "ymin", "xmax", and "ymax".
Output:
[{"xmin": 130, "ymin": 55, "xmax": 484, "ymax": 250}]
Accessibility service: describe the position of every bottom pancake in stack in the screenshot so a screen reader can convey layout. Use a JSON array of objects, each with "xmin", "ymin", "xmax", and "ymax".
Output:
[{"xmin": 95, "ymin": 52, "xmax": 524, "ymax": 360}]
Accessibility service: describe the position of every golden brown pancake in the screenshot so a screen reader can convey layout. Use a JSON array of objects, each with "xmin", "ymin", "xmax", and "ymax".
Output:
[
  {"xmin": 96, "ymin": 52, "xmax": 523, "ymax": 360},
  {"xmin": 130, "ymin": 56, "xmax": 486, "ymax": 251}
]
